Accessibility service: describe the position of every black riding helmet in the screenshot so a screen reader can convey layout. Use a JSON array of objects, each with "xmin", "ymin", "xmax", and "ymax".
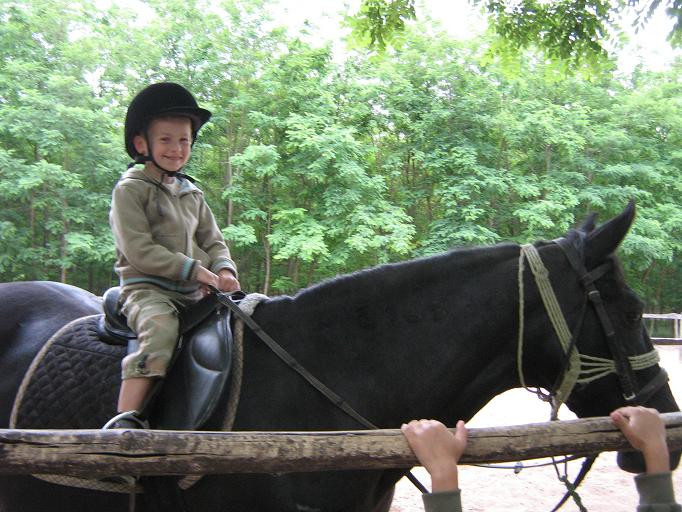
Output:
[{"xmin": 124, "ymin": 82, "xmax": 212, "ymax": 172}]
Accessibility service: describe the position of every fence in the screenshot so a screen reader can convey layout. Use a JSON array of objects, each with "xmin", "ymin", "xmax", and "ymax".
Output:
[
  {"xmin": 645, "ymin": 313, "xmax": 682, "ymax": 345},
  {"xmin": 0, "ymin": 414, "xmax": 681, "ymax": 477}
]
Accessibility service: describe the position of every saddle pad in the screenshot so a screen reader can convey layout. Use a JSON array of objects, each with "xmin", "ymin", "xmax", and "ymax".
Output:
[
  {"xmin": 11, "ymin": 315, "xmax": 123, "ymax": 429},
  {"xmin": 11, "ymin": 308, "xmax": 234, "ymax": 432}
]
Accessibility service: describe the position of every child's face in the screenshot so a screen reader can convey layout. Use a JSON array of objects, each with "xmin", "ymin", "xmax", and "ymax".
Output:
[{"xmin": 134, "ymin": 117, "xmax": 193, "ymax": 172}]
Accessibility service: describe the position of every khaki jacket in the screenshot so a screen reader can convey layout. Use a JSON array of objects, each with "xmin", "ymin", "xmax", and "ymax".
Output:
[{"xmin": 110, "ymin": 166, "xmax": 237, "ymax": 293}]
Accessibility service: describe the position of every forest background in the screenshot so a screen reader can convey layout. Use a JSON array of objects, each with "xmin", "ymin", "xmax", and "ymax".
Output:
[{"xmin": 1, "ymin": 0, "xmax": 680, "ymax": 316}]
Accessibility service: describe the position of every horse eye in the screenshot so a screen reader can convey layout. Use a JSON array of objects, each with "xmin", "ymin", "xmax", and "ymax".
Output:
[{"xmin": 625, "ymin": 312, "xmax": 642, "ymax": 324}]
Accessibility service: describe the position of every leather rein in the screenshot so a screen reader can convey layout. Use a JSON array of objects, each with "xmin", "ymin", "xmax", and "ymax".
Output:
[{"xmin": 210, "ymin": 287, "xmax": 429, "ymax": 493}]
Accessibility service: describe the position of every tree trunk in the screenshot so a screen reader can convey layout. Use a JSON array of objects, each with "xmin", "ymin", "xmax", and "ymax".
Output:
[
  {"xmin": 60, "ymin": 197, "xmax": 68, "ymax": 283},
  {"xmin": 262, "ymin": 209, "xmax": 272, "ymax": 296}
]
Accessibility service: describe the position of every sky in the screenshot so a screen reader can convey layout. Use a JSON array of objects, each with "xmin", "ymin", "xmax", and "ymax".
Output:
[
  {"xmin": 267, "ymin": 0, "xmax": 681, "ymax": 73},
  {"xmin": 107, "ymin": 0, "xmax": 680, "ymax": 72}
]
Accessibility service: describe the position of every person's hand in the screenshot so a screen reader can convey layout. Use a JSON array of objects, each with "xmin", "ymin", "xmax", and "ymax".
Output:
[
  {"xmin": 217, "ymin": 269, "xmax": 240, "ymax": 292},
  {"xmin": 611, "ymin": 406, "xmax": 669, "ymax": 474},
  {"xmin": 401, "ymin": 419, "xmax": 467, "ymax": 493},
  {"xmin": 196, "ymin": 265, "xmax": 219, "ymax": 288},
  {"xmin": 196, "ymin": 265, "xmax": 221, "ymax": 296}
]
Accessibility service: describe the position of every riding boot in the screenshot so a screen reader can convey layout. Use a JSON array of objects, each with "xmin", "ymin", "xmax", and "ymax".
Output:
[{"xmin": 102, "ymin": 410, "xmax": 150, "ymax": 429}]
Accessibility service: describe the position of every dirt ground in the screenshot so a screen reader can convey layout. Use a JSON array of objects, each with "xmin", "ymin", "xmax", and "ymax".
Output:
[{"xmin": 389, "ymin": 345, "xmax": 682, "ymax": 512}]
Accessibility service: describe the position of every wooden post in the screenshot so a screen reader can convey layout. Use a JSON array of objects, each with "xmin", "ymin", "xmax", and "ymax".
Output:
[{"xmin": 0, "ymin": 414, "xmax": 681, "ymax": 478}]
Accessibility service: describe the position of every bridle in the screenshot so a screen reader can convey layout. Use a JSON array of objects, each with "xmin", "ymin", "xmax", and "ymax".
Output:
[
  {"xmin": 517, "ymin": 236, "xmax": 671, "ymax": 511},
  {"xmin": 517, "ymin": 236, "xmax": 668, "ymax": 420}
]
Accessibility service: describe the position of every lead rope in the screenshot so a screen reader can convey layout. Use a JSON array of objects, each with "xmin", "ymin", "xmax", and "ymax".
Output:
[{"xmin": 550, "ymin": 456, "xmax": 591, "ymax": 512}]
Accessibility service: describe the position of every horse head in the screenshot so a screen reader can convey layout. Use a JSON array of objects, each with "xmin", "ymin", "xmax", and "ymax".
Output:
[{"xmin": 520, "ymin": 202, "xmax": 680, "ymax": 473}]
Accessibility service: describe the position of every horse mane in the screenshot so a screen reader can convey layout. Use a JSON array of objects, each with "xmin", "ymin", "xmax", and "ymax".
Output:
[{"xmin": 269, "ymin": 242, "xmax": 521, "ymax": 310}]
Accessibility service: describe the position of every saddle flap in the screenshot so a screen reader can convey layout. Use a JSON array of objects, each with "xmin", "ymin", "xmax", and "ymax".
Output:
[
  {"xmin": 100, "ymin": 287, "xmax": 136, "ymax": 344},
  {"xmin": 150, "ymin": 306, "xmax": 233, "ymax": 430}
]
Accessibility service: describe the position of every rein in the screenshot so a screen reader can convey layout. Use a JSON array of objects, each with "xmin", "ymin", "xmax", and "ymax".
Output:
[{"xmin": 210, "ymin": 288, "xmax": 430, "ymax": 494}]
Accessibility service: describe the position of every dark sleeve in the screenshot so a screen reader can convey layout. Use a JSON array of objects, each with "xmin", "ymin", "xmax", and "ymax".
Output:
[
  {"xmin": 422, "ymin": 490, "xmax": 463, "ymax": 512},
  {"xmin": 635, "ymin": 472, "xmax": 681, "ymax": 512}
]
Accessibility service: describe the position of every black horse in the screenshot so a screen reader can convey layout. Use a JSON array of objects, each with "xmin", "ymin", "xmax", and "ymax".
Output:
[{"xmin": 0, "ymin": 203, "xmax": 678, "ymax": 512}]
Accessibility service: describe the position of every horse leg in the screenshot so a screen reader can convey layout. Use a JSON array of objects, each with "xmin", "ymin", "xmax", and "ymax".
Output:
[{"xmin": 372, "ymin": 487, "xmax": 395, "ymax": 512}]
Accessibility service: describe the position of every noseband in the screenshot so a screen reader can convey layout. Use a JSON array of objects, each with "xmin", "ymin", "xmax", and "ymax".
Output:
[{"xmin": 517, "ymin": 238, "xmax": 668, "ymax": 419}]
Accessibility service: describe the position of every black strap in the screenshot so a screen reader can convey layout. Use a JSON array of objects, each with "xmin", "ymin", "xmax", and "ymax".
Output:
[
  {"xmin": 585, "ymin": 285, "xmax": 638, "ymax": 400},
  {"xmin": 554, "ymin": 238, "xmax": 639, "ymax": 401},
  {"xmin": 549, "ymin": 455, "xmax": 596, "ymax": 512},
  {"xmin": 212, "ymin": 290, "xmax": 378, "ymax": 430},
  {"xmin": 630, "ymin": 367, "xmax": 669, "ymax": 406},
  {"xmin": 211, "ymin": 289, "xmax": 430, "ymax": 494},
  {"xmin": 164, "ymin": 171, "xmax": 196, "ymax": 183}
]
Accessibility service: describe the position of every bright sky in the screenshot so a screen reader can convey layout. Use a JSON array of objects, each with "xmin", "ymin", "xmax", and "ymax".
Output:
[
  {"xmin": 268, "ymin": 0, "xmax": 680, "ymax": 72},
  {"xmin": 105, "ymin": 0, "xmax": 680, "ymax": 72}
]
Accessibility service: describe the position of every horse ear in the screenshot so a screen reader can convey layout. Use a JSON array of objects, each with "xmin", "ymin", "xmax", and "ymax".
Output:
[
  {"xmin": 577, "ymin": 213, "xmax": 598, "ymax": 234},
  {"xmin": 585, "ymin": 201, "xmax": 636, "ymax": 266}
]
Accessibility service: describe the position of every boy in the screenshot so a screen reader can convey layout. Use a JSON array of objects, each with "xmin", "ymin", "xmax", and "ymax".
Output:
[{"xmin": 106, "ymin": 82, "xmax": 239, "ymax": 429}]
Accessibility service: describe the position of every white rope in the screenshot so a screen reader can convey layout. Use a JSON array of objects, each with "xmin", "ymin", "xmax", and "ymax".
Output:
[
  {"xmin": 517, "ymin": 249, "xmax": 527, "ymax": 390},
  {"xmin": 577, "ymin": 350, "xmax": 660, "ymax": 384},
  {"xmin": 519, "ymin": 244, "xmax": 581, "ymax": 419}
]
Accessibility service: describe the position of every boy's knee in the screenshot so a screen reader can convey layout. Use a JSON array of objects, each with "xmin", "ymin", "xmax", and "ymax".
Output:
[
  {"xmin": 122, "ymin": 314, "xmax": 180, "ymax": 379},
  {"xmin": 122, "ymin": 351, "xmax": 173, "ymax": 379}
]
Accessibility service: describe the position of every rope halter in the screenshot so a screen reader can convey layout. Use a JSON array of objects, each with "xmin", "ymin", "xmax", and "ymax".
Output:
[{"xmin": 517, "ymin": 242, "xmax": 662, "ymax": 420}]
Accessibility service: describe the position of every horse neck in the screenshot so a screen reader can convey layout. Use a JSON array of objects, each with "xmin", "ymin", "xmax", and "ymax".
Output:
[{"xmin": 256, "ymin": 244, "xmax": 524, "ymax": 427}]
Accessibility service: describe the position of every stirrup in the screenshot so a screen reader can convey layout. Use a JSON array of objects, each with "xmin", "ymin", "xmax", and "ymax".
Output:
[{"xmin": 102, "ymin": 410, "xmax": 150, "ymax": 430}]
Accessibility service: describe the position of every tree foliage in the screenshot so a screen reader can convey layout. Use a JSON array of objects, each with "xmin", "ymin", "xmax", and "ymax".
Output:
[
  {"xmin": 352, "ymin": 0, "xmax": 681, "ymax": 68},
  {"xmin": 0, "ymin": 0, "xmax": 680, "ymax": 313}
]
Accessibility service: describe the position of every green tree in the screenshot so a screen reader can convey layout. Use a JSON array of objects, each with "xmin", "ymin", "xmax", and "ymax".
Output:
[
  {"xmin": 352, "ymin": 0, "xmax": 681, "ymax": 67},
  {"xmin": 0, "ymin": 0, "xmax": 679, "ymax": 313},
  {"xmin": 0, "ymin": 0, "xmax": 120, "ymax": 291}
]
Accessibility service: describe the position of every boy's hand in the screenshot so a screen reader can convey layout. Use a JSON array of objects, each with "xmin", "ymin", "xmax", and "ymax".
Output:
[
  {"xmin": 196, "ymin": 266, "xmax": 220, "ymax": 296},
  {"xmin": 217, "ymin": 269, "xmax": 240, "ymax": 292},
  {"xmin": 611, "ymin": 406, "xmax": 670, "ymax": 473},
  {"xmin": 401, "ymin": 419, "xmax": 467, "ymax": 493}
]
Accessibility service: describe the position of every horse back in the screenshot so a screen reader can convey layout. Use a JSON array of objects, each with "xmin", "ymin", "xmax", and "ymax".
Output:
[{"xmin": 0, "ymin": 281, "xmax": 101, "ymax": 426}]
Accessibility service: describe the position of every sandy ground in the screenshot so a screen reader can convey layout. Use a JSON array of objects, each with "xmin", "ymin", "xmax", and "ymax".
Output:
[{"xmin": 390, "ymin": 345, "xmax": 682, "ymax": 512}]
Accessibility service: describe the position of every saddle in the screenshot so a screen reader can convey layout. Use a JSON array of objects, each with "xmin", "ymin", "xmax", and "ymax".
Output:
[{"xmin": 11, "ymin": 287, "xmax": 238, "ymax": 432}]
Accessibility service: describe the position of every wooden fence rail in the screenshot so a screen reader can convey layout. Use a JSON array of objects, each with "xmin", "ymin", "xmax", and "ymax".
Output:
[
  {"xmin": 644, "ymin": 313, "xmax": 682, "ymax": 345},
  {"xmin": 0, "ymin": 413, "xmax": 681, "ymax": 478}
]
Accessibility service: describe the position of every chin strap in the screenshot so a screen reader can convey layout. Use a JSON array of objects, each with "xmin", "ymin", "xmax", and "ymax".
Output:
[
  {"xmin": 127, "ymin": 157, "xmax": 196, "ymax": 183},
  {"xmin": 164, "ymin": 171, "xmax": 195, "ymax": 183}
]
